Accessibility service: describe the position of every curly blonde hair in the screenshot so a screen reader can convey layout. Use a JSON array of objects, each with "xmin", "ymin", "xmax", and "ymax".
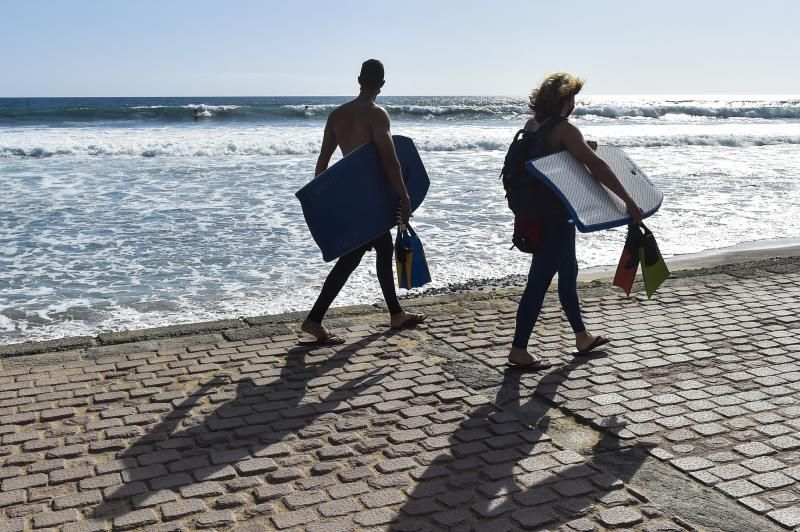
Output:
[{"xmin": 528, "ymin": 73, "xmax": 584, "ymax": 122}]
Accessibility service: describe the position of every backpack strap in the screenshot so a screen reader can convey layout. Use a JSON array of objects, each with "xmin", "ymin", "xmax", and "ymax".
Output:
[
  {"xmin": 499, "ymin": 129, "xmax": 531, "ymax": 177},
  {"xmin": 531, "ymin": 115, "xmax": 566, "ymax": 154}
]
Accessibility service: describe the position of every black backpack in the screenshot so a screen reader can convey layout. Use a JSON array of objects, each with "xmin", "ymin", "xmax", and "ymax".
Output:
[{"xmin": 499, "ymin": 125, "xmax": 565, "ymax": 220}]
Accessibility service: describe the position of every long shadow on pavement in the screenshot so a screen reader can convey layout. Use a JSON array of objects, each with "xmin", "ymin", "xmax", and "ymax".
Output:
[
  {"xmin": 393, "ymin": 352, "xmax": 657, "ymax": 531},
  {"xmin": 90, "ymin": 330, "xmax": 393, "ymax": 521}
]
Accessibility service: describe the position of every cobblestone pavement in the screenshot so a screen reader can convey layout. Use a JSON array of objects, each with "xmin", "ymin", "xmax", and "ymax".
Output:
[{"xmin": 0, "ymin": 257, "xmax": 798, "ymax": 531}]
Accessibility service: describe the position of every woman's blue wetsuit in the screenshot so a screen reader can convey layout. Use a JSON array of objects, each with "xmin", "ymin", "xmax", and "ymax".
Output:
[{"xmin": 512, "ymin": 117, "xmax": 586, "ymax": 349}]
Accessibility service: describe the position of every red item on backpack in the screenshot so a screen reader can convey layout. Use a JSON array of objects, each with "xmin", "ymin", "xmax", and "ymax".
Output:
[{"xmin": 512, "ymin": 217, "xmax": 544, "ymax": 253}]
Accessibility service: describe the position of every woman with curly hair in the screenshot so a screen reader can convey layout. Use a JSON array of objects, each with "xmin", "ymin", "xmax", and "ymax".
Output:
[{"xmin": 508, "ymin": 73, "xmax": 643, "ymax": 369}]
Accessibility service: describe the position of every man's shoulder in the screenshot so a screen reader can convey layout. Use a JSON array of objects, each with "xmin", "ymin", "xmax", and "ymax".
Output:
[{"xmin": 366, "ymin": 104, "xmax": 390, "ymax": 124}]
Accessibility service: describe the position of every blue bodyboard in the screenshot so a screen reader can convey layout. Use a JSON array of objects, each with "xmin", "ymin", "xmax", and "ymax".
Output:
[
  {"xmin": 296, "ymin": 136, "xmax": 430, "ymax": 262},
  {"xmin": 526, "ymin": 146, "xmax": 663, "ymax": 232}
]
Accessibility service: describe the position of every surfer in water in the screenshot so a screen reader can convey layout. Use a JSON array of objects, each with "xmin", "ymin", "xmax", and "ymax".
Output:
[
  {"xmin": 508, "ymin": 73, "xmax": 643, "ymax": 369},
  {"xmin": 300, "ymin": 59, "xmax": 426, "ymax": 345}
]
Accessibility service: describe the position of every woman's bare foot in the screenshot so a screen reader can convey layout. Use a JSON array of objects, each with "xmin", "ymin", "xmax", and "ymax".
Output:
[
  {"xmin": 390, "ymin": 310, "xmax": 427, "ymax": 329},
  {"xmin": 299, "ymin": 319, "xmax": 345, "ymax": 345},
  {"xmin": 575, "ymin": 331, "xmax": 610, "ymax": 354},
  {"xmin": 507, "ymin": 346, "xmax": 552, "ymax": 370}
]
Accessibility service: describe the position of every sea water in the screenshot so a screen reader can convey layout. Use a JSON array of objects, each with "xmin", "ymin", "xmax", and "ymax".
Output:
[{"xmin": 1, "ymin": 96, "xmax": 799, "ymax": 344}]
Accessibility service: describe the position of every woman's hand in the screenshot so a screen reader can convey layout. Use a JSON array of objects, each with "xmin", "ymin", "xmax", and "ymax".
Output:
[{"xmin": 626, "ymin": 200, "xmax": 644, "ymax": 225}]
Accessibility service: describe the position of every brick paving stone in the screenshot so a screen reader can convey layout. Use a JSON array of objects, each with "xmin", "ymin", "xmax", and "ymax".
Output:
[
  {"xmin": 717, "ymin": 479, "xmax": 764, "ymax": 498},
  {"xmin": 552, "ymin": 479, "xmax": 594, "ymax": 497},
  {"xmin": 138, "ymin": 449, "xmax": 181, "ymax": 465},
  {"xmin": 749, "ymin": 471, "xmax": 794, "ymax": 489},
  {"xmin": 235, "ymin": 457, "xmax": 278, "ymax": 475},
  {"xmin": 0, "ymin": 489, "xmax": 26, "ymax": 508},
  {"xmin": 733, "ymin": 442, "xmax": 775, "ymax": 458},
  {"xmin": 113, "ymin": 508, "xmax": 160, "ymax": 530},
  {"xmin": 742, "ymin": 456, "xmax": 785, "ymax": 473},
  {"xmin": 670, "ymin": 456, "xmax": 714, "ymax": 472},
  {"xmin": 168, "ymin": 456, "xmax": 210, "ymax": 473},
  {"xmin": 317, "ymin": 445, "xmax": 355, "ymax": 461},
  {"xmin": 328, "ymin": 481, "xmax": 369, "ymax": 499},
  {"xmin": 361, "ymin": 488, "xmax": 406, "ymax": 508},
  {"xmin": 216, "ymin": 493, "xmax": 248, "ymax": 508},
  {"xmin": 768, "ymin": 507, "xmax": 800, "ymax": 528},
  {"xmin": 61, "ymin": 519, "xmax": 109, "ymax": 532},
  {"xmin": 519, "ymin": 455, "xmax": 559, "ymax": 472},
  {"xmin": 376, "ymin": 457, "xmax": 416, "ymax": 473},
  {"xmin": 284, "ymin": 490, "xmax": 327, "ymax": 510},
  {"xmin": 194, "ymin": 464, "xmax": 237, "ymax": 481},
  {"xmin": 319, "ymin": 498, "xmax": 363, "ymax": 517},
  {"xmin": 267, "ymin": 467, "xmax": 304, "ymax": 483},
  {"xmin": 162, "ymin": 498, "xmax": 207, "ymax": 520},
  {"xmin": 353, "ymin": 507, "xmax": 396, "ymax": 526},
  {"xmin": 254, "ymin": 483, "xmax": 293, "ymax": 502},
  {"xmin": 739, "ymin": 495, "xmax": 772, "ymax": 514},
  {"xmin": 180, "ymin": 481, "xmax": 225, "ymax": 498},
  {"xmin": 52, "ymin": 489, "xmax": 103, "ymax": 510},
  {"xmin": 0, "ymin": 466, "xmax": 23, "ymax": 480},
  {"xmin": 32, "ymin": 508, "xmax": 80, "ymax": 528},
  {"xmin": 511, "ymin": 505, "xmax": 558, "ymax": 528},
  {"xmin": 710, "ymin": 464, "xmax": 751, "ymax": 481},
  {"xmin": 149, "ymin": 472, "xmax": 193, "ymax": 490},
  {"xmin": 49, "ymin": 465, "xmax": 95, "ymax": 484},
  {"xmin": 2, "ymin": 473, "xmax": 47, "ymax": 491},
  {"xmin": 0, "ymin": 519, "xmax": 24, "ymax": 532},
  {"xmin": 195, "ymin": 509, "xmax": 235, "ymax": 528},
  {"xmin": 131, "ymin": 489, "xmax": 178, "ymax": 508},
  {"xmin": 272, "ymin": 508, "xmax": 318, "ymax": 529}
]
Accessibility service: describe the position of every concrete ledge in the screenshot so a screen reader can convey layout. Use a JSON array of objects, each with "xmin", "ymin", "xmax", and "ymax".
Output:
[
  {"xmin": 96, "ymin": 319, "xmax": 245, "ymax": 345},
  {"xmin": 83, "ymin": 334, "xmax": 225, "ymax": 359},
  {"xmin": 244, "ymin": 304, "xmax": 379, "ymax": 326},
  {"xmin": 0, "ymin": 336, "xmax": 96, "ymax": 358},
  {"xmin": 223, "ymin": 323, "xmax": 294, "ymax": 342}
]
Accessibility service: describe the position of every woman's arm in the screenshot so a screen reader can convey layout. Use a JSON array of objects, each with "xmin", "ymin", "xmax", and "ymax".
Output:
[{"xmin": 556, "ymin": 122, "xmax": 643, "ymax": 224}]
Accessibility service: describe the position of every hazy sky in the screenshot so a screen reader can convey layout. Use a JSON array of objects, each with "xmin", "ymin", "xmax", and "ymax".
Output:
[{"xmin": 3, "ymin": 0, "xmax": 799, "ymax": 96}]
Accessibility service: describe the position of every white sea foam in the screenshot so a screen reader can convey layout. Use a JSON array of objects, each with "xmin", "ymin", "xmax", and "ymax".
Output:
[{"xmin": 3, "ymin": 120, "xmax": 800, "ymax": 159}]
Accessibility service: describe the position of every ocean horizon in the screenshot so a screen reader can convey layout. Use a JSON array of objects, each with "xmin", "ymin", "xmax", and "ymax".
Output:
[{"xmin": 2, "ymin": 95, "xmax": 799, "ymax": 345}]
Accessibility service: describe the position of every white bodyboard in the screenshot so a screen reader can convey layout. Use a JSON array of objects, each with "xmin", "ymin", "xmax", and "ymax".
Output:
[{"xmin": 526, "ymin": 146, "xmax": 663, "ymax": 232}]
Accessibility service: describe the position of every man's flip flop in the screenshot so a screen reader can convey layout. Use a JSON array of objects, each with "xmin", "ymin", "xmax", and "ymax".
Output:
[
  {"xmin": 577, "ymin": 335, "xmax": 610, "ymax": 354},
  {"xmin": 505, "ymin": 358, "xmax": 553, "ymax": 371},
  {"xmin": 298, "ymin": 333, "xmax": 346, "ymax": 346},
  {"xmin": 390, "ymin": 312, "xmax": 427, "ymax": 330}
]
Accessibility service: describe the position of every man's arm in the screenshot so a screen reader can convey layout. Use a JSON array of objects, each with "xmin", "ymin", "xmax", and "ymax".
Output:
[
  {"xmin": 557, "ymin": 123, "xmax": 643, "ymax": 224},
  {"xmin": 370, "ymin": 107, "xmax": 411, "ymax": 222},
  {"xmin": 314, "ymin": 118, "xmax": 338, "ymax": 177}
]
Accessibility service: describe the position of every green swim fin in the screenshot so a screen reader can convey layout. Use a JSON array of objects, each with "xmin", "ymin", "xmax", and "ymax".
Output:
[{"xmin": 638, "ymin": 225, "xmax": 669, "ymax": 298}]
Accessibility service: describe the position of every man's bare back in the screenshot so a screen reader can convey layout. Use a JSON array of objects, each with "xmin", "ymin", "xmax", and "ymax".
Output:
[{"xmin": 327, "ymin": 99, "xmax": 386, "ymax": 156}]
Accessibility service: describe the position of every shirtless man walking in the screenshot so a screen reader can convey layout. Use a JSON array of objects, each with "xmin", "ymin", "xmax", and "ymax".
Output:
[{"xmin": 301, "ymin": 59, "xmax": 426, "ymax": 344}]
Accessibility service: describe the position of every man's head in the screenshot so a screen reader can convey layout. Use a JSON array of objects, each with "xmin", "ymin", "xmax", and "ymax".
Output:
[{"xmin": 358, "ymin": 59, "xmax": 385, "ymax": 92}]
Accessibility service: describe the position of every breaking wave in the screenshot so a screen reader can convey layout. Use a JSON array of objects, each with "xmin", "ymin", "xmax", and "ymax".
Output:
[
  {"xmin": 4, "ymin": 133, "xmax": 800, "ymax": 159},
  {"xmin": 3, "ymin": 96, "xmax": 800, "ymax": 125}
]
